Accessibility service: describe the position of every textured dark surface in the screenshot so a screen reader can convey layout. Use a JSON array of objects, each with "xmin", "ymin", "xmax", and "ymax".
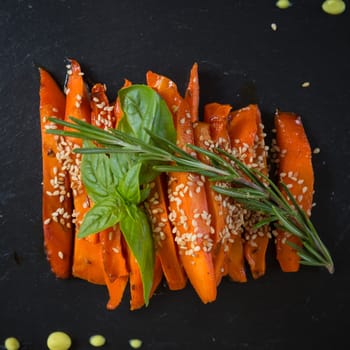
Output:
[{"xmin": 1, "ymin": 0, "xmax": 350, "ymax": 348}]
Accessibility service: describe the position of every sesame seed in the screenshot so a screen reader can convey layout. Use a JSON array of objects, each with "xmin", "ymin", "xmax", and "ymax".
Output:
[
  {"xmin": 301, "ymin": 81, "xmax": 310, "ymax": 88},
  {"xmin": 313, "ymin": 147, "xmax": 320, "ymax": 154},
  {"xmin": 44, "ymin": 218, "xmax": 51, "ymax": 225},
  {"xmin": 271, "ymin": 23, "xmax": 277, "ymax": 31},
  {"xmin": 58, "ymin": 251, "xmax": 64, "ymax": 259},
  {"xmin": 112, "ymin": 247, "xmax": 120, "ymax": 254}
]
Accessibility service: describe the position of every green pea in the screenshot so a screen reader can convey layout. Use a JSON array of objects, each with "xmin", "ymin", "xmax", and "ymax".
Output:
[
  {"xmin": 47, "ymin": 331, "xmax": 72, "ymax": 350},
  {"xmin": 4, "ymin": 337, "xmax": 20, "ymax": 350},
  {"xmin": 89, "ymin": 335, "xmax": 106, "ymax": 347},
  {"xmin": 322, "ymin": 0, "xmax": 346, "ymax": 15},
  {"xmin": 129, "ymin": 339, "xmax": 142, "ymax": 349}
]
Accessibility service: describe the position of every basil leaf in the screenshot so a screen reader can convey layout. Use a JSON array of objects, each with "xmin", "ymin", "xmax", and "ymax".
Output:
[
  {"xmin": 120, "ymin": 205, "xmax": 154, "ymax": 305},
  {"xmin": 118, "ymin": 85, "xmax": 176, "ymax": 144},
  {"xmin": 118, "ymin": 162, "xmax": 142, "ymax": 204},
  {"xmin": 81, "ymin": 141, "xmax": 117, "ymax": 202},
  {"xmin": 78, "ymin": 197, "xmax": 125, "ymax": 238},
  {"xmin": 140, "ymin": 187, "xmax": 151, "ymax": 203}
]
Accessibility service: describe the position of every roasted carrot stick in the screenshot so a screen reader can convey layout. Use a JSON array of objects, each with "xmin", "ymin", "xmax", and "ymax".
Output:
[
  {"xmin": 127, "ymin": 247, "xmax": 163, "ymax": 311},
  {"xmin": 202, "ymin": 103, "xmax": 247, "ymax": 284},
  {"xmin": 228, "ymin": 104, "xmax": 270, "ymax": 279},
  {"xmin": 274, "ymin": 111, "xmax": 314, "ymax": 272},
  {"xmin": 90, "ymin": 83, "xmax": 130, "ymax": 307},
  {"xmin": 64, "ymin": 59, "xmax": 104, "ymax": 284},
  {"xmin": 39, "ymin": 68, "xmax": 73, "ymax": 279},
  {"xmin": 91, "ymin": 83, "xmax": 115, "ymax": 130},
  {"xmin": 113, "ymin": 79, "xmax": 132, "ymax": 127},
  {"xmin": 99, "ymin": 226, "xmax": 129, "ymax": 310},
  {"xmin": 147, "ymin": 71, "xmax": 217, "ymax": 303},
  {"xmin": 145, "ymin": 175, "xmax": 187, "ymax": 290},
  {"xmin": 185, "ymin": 62, "xmax": 199, "ymax": 122}
]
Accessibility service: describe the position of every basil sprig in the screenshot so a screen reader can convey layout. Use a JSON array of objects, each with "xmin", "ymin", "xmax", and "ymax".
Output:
[{"xmin": 78, "ymin": 85, "xmax": 176, "ymax": 305}]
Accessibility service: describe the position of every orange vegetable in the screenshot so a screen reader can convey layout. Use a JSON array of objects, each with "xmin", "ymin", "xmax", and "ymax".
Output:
[
  {"xmin": 147, "ymin": 71, "xmax": 217, "ymax": 303},
  {"xmin": 228, "ymin": 104, "xmax": 270, "ymax": 279},
  {"xmin": 274, "ymin": 111, "xmax": 314, "ymax": 272},
  {"xmin": 99, "ymin": 227, "xmax": 129, "ymax": 310},
  {"xmin": 145, "ymin": 175, "xmax": 187, "ymax": 290},
  {"xmin": 64, "ymin": 59, "xmax": 104, "ymax": 284},
  {"xmin": 203, "ymin": 103, "xmax": 247, "ymax": 284},
  {"xmin": 127, "ymin": 247, "xmax": 163, "ymax": 310},
  {"xmin": 90, "ymin": 83, "xmax": 130, "ymax": 307},
  {"xmin": 185, "ymin": 62, "xmax": 199, "ymax": 122},
  {"xmin": 114, "ymin": 79, "xmax": 132, "ymax": 127},
  {"xmin": 39, "ymin": 68, "xmax": 73, "ymax": 279}
]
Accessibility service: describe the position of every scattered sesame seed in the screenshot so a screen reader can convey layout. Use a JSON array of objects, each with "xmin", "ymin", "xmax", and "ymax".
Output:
[
  {"xmin": 301, "ymin": 81, "xmax": 310, "ymax": 88},
  {"xmin": 58, "ymin": 251, "xmax": 64, "ymax": 259},
  {"xmin": 271, "ymin": 23, "xmax": 277, "ymax": 31},
  {"xmin": 313, "ymin": 147, "xmax": 320, "ymax": 154}
]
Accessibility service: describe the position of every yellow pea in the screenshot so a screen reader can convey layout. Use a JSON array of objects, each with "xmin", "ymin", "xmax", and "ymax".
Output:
[
  {"xmin": 4, "ymin": 337, "xmax": 20, "ymax": 350},
  {"xmin": 89, "ymin": 334, "xmax": 106, "ymax": 347},
  {"xmin": 129, "ymin": 338, "xmax": 142, "ymax": 349},
  {"xmin": 47, "ymin": 331, "xmax": 72, "ymax": 350}
]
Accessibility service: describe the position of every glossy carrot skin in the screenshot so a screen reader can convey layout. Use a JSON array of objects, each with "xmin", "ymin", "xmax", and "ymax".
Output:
[
  {"xmin": 145, "ymin": 175, "xmax": 187, "ymax": 290},
  {"xmin": 228, "ymin": 104, "xmax": 270, "ymax": 279},
  {"xmin": 91, "ymin": 83, "xmax": 115, "ymax": 130},
  {"xmin": 39, "ymin": 68, "xmax": 73, "ymax": 279},
  {"xmin": 64, "ymin": 59, "xmax": 104, "ymax": 284},
  {"xmin": 185, "ymin": 62, "xmax": 199, "ymax": 122},
  {"xmin": 147, "ymin": 71, "xmax": 217, "ymax": 303},
  {"xmin": 203, "ymin": 103, "xmax": 247, "ymax": 284},
  {"xmin": 113, "ymin": 79, "xmax": 132, "ymax": 127},
  {"xmin": 275, "ymin": 111, "xmax": 314, "ymax": 272}
]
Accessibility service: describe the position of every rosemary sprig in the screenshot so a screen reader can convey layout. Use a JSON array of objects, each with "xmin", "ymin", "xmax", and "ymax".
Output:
[{"xmin": 48, "ymin": 117, "xmax": 334, "ymax": 274}]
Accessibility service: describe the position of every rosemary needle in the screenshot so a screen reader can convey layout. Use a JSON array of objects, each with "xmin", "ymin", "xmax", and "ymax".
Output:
[{"xmin": 48, "ymin": 116, "xmax": 334, "ymax": 274}]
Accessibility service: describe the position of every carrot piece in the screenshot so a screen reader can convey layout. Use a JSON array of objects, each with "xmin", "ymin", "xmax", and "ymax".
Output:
[
  {"xmin": 127, "ymin": 247, "xmax": 163, "ymax": 311},
  {"xmin": 185, "ymin": 62, "xmax": 199, "ymax": 122},
  {"xmin": 91, "ymin": 83, "xmax": 116, "ymax": 129},
  {"xmin": 203, "ymin": 103, "xmax": 247, "ymax": 284},
  {"xmin": 99, "ymin": 227, "xmax": 129, "ymax": 310},
  {"xmin": 145, "ymin": 175, "xmax": 187, "ymax": 291},
  {"xmin": 39, "ymin": 68, "xmax": 73, "ymax": 279},
  {"xmin": 228, "ymin": 104, "xmax": 270, "ymax": 279},
  {"xmin": 274, "ymin": 111, "xmax": 314, "ymax": 272},
  {"xmin": 147, "ymin": 71, "xmax": 217, "ymax": 303},
  {"xmin": 114, "ymin": 79, "xmax": 132, "ymax": 127},
  {"xmin": 90, "ymin": 84, "xmax": 130, "ymax": 307},
  {"xmin": 64, "ymin": 59, "xmax": 104, "ymax": 284}
]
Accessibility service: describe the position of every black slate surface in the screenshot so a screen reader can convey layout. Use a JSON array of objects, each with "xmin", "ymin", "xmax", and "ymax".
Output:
[{"xmin": 1, "ymin": 0, "xmax": 350, "ymax": 349}]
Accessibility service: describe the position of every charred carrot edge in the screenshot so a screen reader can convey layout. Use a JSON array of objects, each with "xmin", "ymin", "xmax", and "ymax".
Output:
[
  {"xmin": 147, "ymin": 71, "xmax": 217, "ymax": 303},
  {"xmin": 274, "ymin": 111, "xmax": 314, "ymax": 272},
  {"xmin": 203, "ymin": 103, "xmax": 247, "ymax": 284},
  {"xmin": 228, "ymin": 104, "xmax": 270, "ymax": 279},
  {"xmin": 39, "ymin": 68, "xmax": 73, "ymax": 279},
  {"xmin": 185, "ymin": 62, "xmax": 199, "ymax": 122},
  {"xmin": 64, "ymin": 59, "xmax": 104, "ymax": 284},
  {"xmin": 99, "ymin": 227, "xmax": 129, "ymax": 310},
  {"xmin": 145, "ymin": 175, "xmax": 187, "ymax": 291}
]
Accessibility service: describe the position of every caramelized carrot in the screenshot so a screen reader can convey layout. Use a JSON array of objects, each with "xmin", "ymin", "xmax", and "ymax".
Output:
[
  {"xmin": 99, "ymin": 227, "xmax": 129, "ymax": 310},
  {"xmin": 113, "ymin": 79, "xmax": 132, "ymax": 127},
  {"xmin": 274, "ymin": 111, "xmax": 314, "ymax": 272},
  {"xmin": 147, "ymin": 71, "xmax": 217, "ymax": 303},
  {"xmin": 64, "ymin": 59, "xmax": 104, "ymax": 284},
  {"xmin": 228, "ymin": 104, "xmax": 270, "ymax": 279},
  {"xmin": 185, "ymin": 62, "xmax": 199, "ymax": 122},
  {"xmin": 127, "ymin": 248, "xmax": 163, "ymax": 311},
  {"xmin": 39, "ymin": 68, "xmax": 73, "ymax": 279},
  {"xmin": 203, "ymin": 103, "xmax": 247, "ymax": 284},
  {"xmin": 91, "ymin": 83, "xmax": 116, "ymax": 130},
  {"xmin": 145, "ymin": 175, "xmax": 187, "ymax": 290}
]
